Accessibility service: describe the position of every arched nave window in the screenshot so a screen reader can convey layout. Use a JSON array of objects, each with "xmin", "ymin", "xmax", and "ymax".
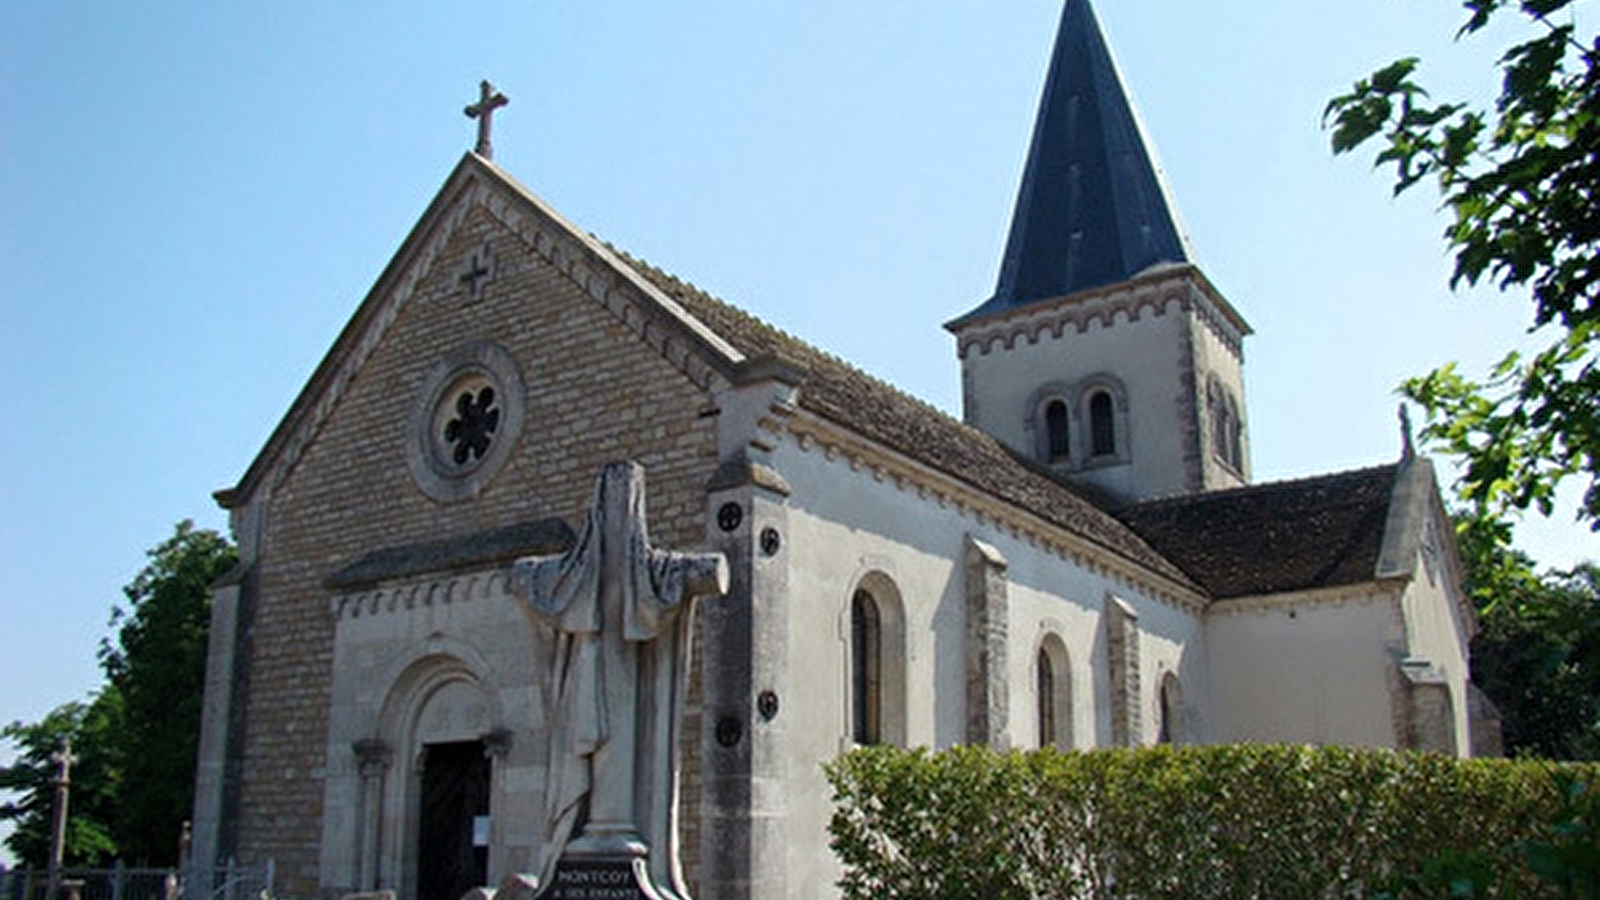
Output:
[
  {"xmin": 850, "ymin": 589, "xmax": 882, "ymax": 745},
  {"xmin": 847, "ymin": 573, "xmax": 907, "ymax": 746},
  {"xmin": 1157, "ymin": 672, "xmax": 1185, "ymax": 745},
  {"xmin": 1036, "ymin": 634, "xmax": 1072, "ymax": 750}
]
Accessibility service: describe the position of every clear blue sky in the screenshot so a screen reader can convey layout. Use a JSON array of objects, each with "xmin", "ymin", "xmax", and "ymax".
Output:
[{"xmin": 1, "ymin": 0, "xmax": 1594, "ymax": 864}]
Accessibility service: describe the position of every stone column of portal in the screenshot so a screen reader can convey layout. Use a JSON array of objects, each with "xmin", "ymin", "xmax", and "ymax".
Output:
[{"xmin": 352, "ymin": 740, "xmax": 392, "ymax": 892}]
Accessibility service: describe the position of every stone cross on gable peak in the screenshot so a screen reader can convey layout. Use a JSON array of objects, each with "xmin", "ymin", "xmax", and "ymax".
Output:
[
  {"xmin": 1399, "ymin": 402, "xmax": 1416, "ymax": 460},
  {"xmin": 464, "ymin": 80, "xmax": 510, "ymax": 160}
]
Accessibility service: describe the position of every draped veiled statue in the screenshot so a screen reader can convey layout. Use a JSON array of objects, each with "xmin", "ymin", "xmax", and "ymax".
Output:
[{"xmin": 509, "ymin": 462, "xmax": 727, "ymax": 900}]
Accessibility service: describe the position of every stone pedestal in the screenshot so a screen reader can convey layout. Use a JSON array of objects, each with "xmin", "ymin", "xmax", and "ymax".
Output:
[{"xmin": 541, "ymin": 857, "xmax": 669, "ymax": 900}]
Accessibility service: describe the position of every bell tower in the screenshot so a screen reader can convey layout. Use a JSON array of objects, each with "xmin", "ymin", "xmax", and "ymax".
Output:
[{"xmin": 948, "ymin": 0, "xmax": 1252, "ymax": 504}]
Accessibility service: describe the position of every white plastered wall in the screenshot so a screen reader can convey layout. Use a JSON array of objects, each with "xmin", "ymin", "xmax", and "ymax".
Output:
[
  {"xmin": 768, "ymin": 431, "xmax": 1205, "ymax": 900},
  {"xmin": 962, "ymin": 305, "xmax": 1193, "ymax": 502},
  {"xmin": 778, "ymin": 440, "xmax": 966, "ymax": 900},
  {"xmin": 1397, "ymin": 550, "xmax": 1475, "ymax": 754},
  {"xmin": 1004, "ymin": 550, "xmax": 1204, "ymax": 749},
  {"xmin": 1133, "ymin": 594, "xmax": 1206, "ymax": 745},
  {"xmin": 1204, "ymin": 591, "xmax": 1404, "ymax": 747}
]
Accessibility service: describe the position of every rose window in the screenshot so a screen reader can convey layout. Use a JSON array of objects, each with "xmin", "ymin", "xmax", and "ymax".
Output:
[
  {"xmin": 444, "ymin": 386, "xmax": 500, "ymax": 465},
  {"xmin": 408, "ymin": 342, "xmax": 525, "ymax": 503}
]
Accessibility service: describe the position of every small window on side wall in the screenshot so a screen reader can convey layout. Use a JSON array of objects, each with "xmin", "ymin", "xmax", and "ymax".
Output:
[
  {"xmin": 850, "ymin": 590, "xmax": 883, "ymax": 745},
  {"xmin": 1037, "ymin": 635, "xmax": 1072, "ymax": 750},
  {"xmin": 1157, "ymin": 672, "xmax": 1184, "ymax": 745},
  {"xmin": 846, "ymin": 574, "xmax": 906, "ymax": 747},
  {"xmin": 1037, "ymin": 648, "xmax": 1056, "ymax": 746}
]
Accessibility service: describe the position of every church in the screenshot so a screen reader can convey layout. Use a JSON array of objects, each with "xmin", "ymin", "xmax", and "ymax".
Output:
[{"xmin": 189, "ymin": 2, "xmax": 1492, "ymax": 900}]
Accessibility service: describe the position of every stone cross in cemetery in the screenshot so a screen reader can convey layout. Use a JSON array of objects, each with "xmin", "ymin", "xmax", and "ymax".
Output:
[
  {"xmin": 510, "ymin": 462, "xmax": 729, "ymax": 900},
  {"xmin": 46, "ymin": 737, "xmax": 76, "ymax": 900},
  {"xmin": 464, "ymin": 80, "xmax": 510, "ymax": 160}
]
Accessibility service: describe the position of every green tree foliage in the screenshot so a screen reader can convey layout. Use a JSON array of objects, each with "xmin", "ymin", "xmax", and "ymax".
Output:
[
  {"xmin": 1463, "ymin": 513, "xmax": 1600, "ymax": 758},
  {"xmin": 97, "ymin": 520, "xmax": 236, "ymax": 865},
  {"xmin": 0, "ymin": 692, "xmax": 124, "ymax": 868},
  {"xmin": 1477, "ymin": 578, "xmax": 1600, "ymax": 759},
  {"xmin": 1325, "ymin": 0, "xmax": 1600, "ymax": 528},
  {"xmin": 0, "ymin": 522, "xmax": 233, "ymax": 868}
]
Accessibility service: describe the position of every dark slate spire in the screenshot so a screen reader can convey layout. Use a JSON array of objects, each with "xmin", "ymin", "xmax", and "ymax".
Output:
[{"xmin": 957, "ymin": 0, "xmax": 1193, "ymax": 323}]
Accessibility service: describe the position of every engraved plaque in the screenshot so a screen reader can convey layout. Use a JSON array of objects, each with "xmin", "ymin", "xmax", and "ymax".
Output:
[{"xmin": 543, "ymin": 859, "xmax": 649, "ymax": 900}]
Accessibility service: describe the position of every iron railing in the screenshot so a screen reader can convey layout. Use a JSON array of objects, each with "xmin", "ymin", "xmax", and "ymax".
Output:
[{"xmin": 0, "ymin": 860, "xmax": 274, "ymax": 900}]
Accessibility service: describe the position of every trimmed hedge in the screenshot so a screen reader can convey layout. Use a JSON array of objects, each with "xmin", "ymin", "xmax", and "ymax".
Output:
[{"xmin": 825, "ymin": 745, "xmax": 1598, "ymax": 900}]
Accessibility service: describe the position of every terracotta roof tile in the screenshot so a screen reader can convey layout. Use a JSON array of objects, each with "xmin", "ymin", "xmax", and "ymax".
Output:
[
  {"xmin": 1114, "ymin": 465, "xmax": 1399, "ymax": 599},
  {"xmin": 613, "ymin": 251, "xmax": 1197, "ymax": 589}
]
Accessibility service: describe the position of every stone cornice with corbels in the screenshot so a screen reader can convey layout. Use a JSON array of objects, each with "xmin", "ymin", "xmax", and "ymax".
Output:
[
  {"xmin": 761, "ymin": 403, "xmax": 1210, "ymax": 614},
  {"xmin": 330, "ymin": 565, "xmax": 514, "ymax": 622},
  {"xmin": 949, "ymin": 265, "xmax": 1250, "ymax": 361}
]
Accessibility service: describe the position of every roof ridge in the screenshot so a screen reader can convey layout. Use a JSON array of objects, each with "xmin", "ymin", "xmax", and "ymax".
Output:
[
  {"xmin": 606, "ymin": 244, "xmax": 961, "ymax": 424},
  {"xmin": 1121, "ymin": 462, "xmax": 1401, "ymax": 512}
]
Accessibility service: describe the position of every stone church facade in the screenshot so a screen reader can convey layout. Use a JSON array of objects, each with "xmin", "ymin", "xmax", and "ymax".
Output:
[{"xmin": 190, "ymin": 3, "xmax": 1489, "ymax": 900}]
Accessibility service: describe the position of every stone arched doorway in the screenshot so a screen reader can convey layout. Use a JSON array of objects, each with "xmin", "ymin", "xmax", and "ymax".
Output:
[
  {"xmin": 377, "ymin": 657, "xmax": 504, "ymax": 900},
  {"xmin": 323, "ymin": 572, "xmax": 548, "ymax": 900}
]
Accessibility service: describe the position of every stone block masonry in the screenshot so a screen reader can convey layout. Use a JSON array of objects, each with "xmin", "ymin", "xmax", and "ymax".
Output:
[
  {"xmin": 229, "ymin": 204, "xmax": 721, "ymax": 897},
  {"xmin": 964, "ymin": 536, "xmax": 1010, "ymax": 749}
]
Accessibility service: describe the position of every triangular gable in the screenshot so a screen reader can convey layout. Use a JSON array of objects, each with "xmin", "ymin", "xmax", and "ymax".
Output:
[
  {"xmin": 217, "ymin": 153, "xmax": 749, "ymax": 509},
  {"xmin": 1375, "ymin": 453, "xmax": 1476, "ymax": 631}
]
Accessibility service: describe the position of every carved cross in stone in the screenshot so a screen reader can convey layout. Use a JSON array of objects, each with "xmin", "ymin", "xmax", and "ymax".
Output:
[
  {"xmin": 464, "ymin": 80, "xmax": 510, "ymax": 159},
  {"xmin": 458, "ymin": 242, "xmax": 497, "ymax": 300},
  {"xmin": 511, "ymin": 462, "xmax": 727, "ymax": 898}
]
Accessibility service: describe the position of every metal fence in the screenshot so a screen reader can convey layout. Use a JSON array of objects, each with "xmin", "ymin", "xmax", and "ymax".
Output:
[{"xmin": 0, "ymin": 860, "xmax": 274, "ymax": 900}]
